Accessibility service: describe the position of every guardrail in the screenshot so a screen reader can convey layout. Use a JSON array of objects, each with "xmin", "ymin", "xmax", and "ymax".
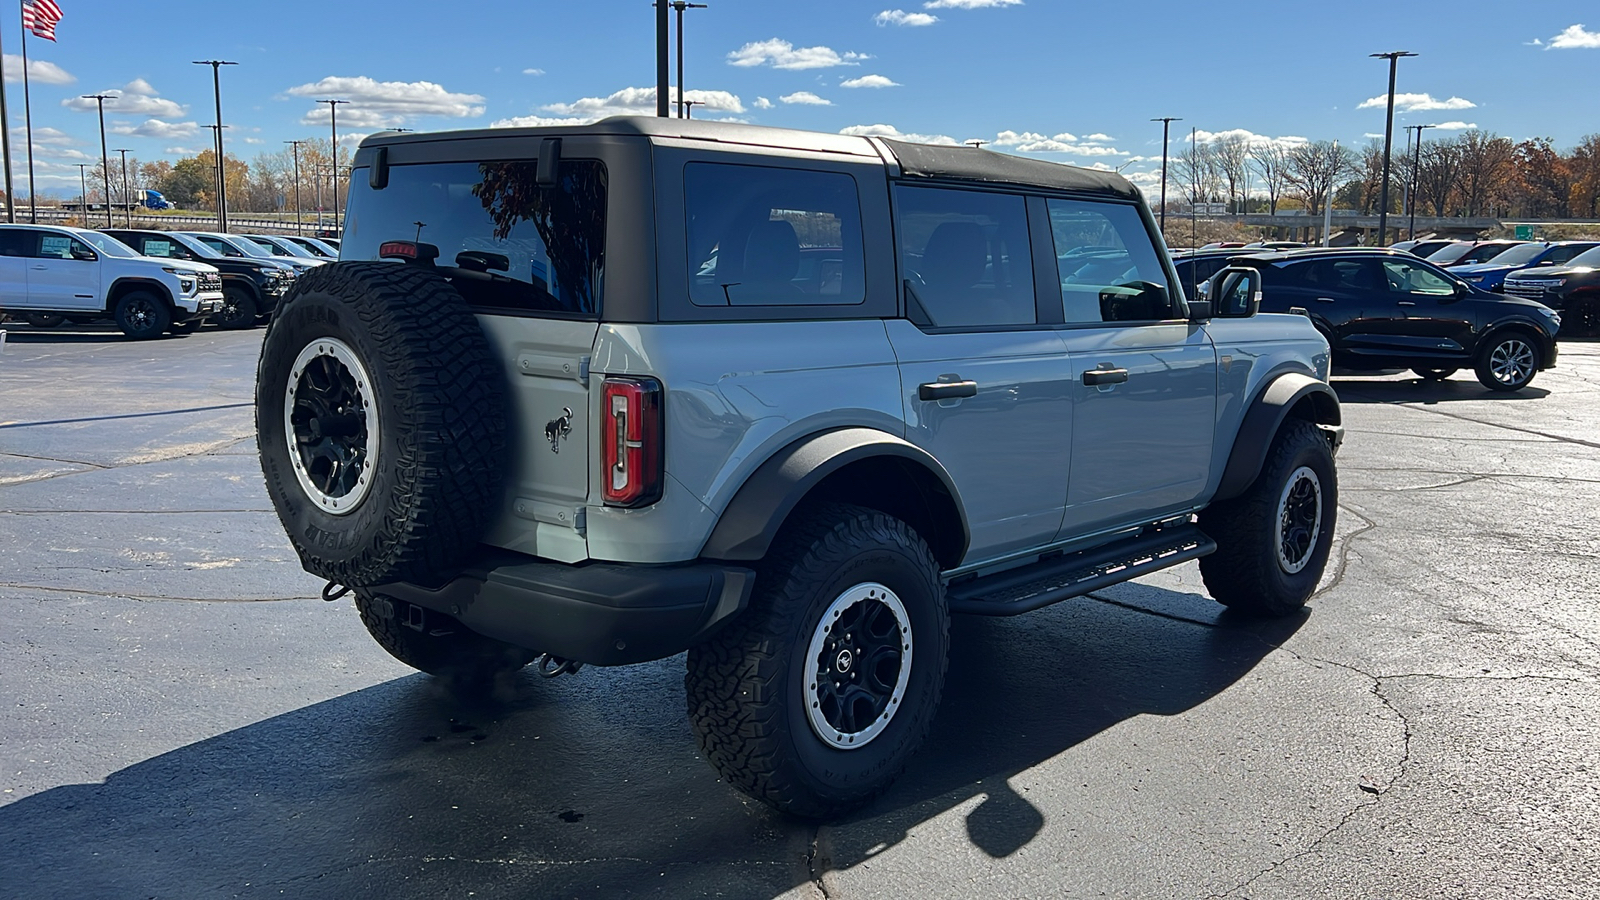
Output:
[{"xmin": 20, "ymin": 208, "xmax": 335, "ymax": 235}]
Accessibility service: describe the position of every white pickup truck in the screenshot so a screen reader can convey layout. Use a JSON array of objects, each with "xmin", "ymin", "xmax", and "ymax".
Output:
[{"xmin": 0, "ymin": 223, "xmax": 223, "ymax": 338}]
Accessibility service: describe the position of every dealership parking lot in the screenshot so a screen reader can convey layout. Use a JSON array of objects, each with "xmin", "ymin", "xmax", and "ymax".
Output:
[{"xmin": 1, "ymin": 324, "xmax": 1597, "ymax": 899}]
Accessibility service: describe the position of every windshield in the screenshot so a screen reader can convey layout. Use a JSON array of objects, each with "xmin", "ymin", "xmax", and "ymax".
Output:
[
  {"xmin": 250, "ymin": 235, "xmax": 312, "ymax": 258},
  {"xmin": 169, "ymin": 233, "xmax": 223, "ymax": 259},
  {"xmin": 1425, "ymin": 243, "xmax": 1473, "ymax": 264},
  {"xmin": 75, "ymin": 231, "xmax": 139, "ymax": 258},
  {"xmin": 1480, "ymin": 243, "xmax": 1545, "ymax": 267},
  {"xmin": 1564, "ymin": 246, "xmax": 1600, "ymax": 268},
  {"xmin": 216, "ymin": 235, "xmax": 273, "ymax": 259},
  {"xmin": 286, "ymin": 236, "xmax": 337, "ymax": 257}
]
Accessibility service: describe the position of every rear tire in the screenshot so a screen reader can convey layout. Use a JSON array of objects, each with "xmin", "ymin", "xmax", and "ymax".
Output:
[
  {"xmin": 1199, "ymin": 420, "xmax": 1337, "ymax": 617},
  {"xmin": 1411, "ymin": 367, "xmax": 1457, "ymax": 381},
  {"xmin": 1474, "ymin": 331, "xmax": 1540, "ymax": 392},
  {"xmin": 113, "ymin": 291, "xmax": 171, "ymax": 340},
  {"xmin": 354, "ymin": 589, "xmax": 536, "ymax": 685},
  {"xmin": 23, "ymin": 313, "xmax": 66, "ymax": 328},
  {"xmin": 685, "ymin": 503, "xmax": 948, "ymax": 820}
]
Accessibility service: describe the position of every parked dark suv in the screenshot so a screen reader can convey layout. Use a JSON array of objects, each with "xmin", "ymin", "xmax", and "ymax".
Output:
[
  {"xmin": 105, "ymin": 229, "xmax": 297, "ymax": 329},
  {"xmin": 1503, "ymin": 244, "xmax": 1600, "ymax": 335},
  {"xmin": 1213, "ymin": 248, "xmax": 1561, "ymax": 390}
]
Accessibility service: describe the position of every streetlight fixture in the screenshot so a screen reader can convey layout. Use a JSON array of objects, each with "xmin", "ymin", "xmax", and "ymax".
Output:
[
  {"xmin": 284, "ymin": 140, "xmax": 306, "ymax": 235},
  {"xmin": 681, "ymin": 99, "xmax": 701, "ymax": 119},
  {"xmin": 1151, "ymin": 117, "xmax": 1181, "ymax": 235},
  {"xmin": 318, "ymin": 99, "xmax": 348, "ymax": 235},
  {"xmin": 192, "ymin": 60, "xmax": 238, "ymax": 231},
  {"xmin": 965, "ymin": 139, "xmax": 989, "ymax": 149},
  {"xmin": 81, "ymin": 93, "xmax": 114, "ymax": 227},
  {"xmin": 1407, "ymin": 123, "xmax": 1436, "ymax": 240},
  {"xmin": 1370, "ymin": 50, "xmax": 1417, "ymax": 248},
  {"xmin": 113, "ymin": 148, "xmax": 132, "ymax": 226},
  {"xmin": 671, "ymin": 2, "xmax": 708, "ymax": 117}
]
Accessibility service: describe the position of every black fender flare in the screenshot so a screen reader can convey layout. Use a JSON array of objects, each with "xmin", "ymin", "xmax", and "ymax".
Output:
[
  {"xmin": 699, "ymin": 427, "xmax": 970, "ymax": 567},
  {"xmin": 1214, "ymin": 372, "xmax": 1341, "ymax": 501},
  {"xmin": 104, "ymin": 277, "xmax": 176, "ymax": 314}
]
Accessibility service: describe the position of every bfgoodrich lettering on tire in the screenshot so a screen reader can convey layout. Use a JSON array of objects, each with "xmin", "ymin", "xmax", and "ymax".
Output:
[
  {"xmin": 255, "ymin": 261, "xmax": 509, "ymax": 587},
  {"xmin": 1199, "ymin": 419, "xmax": 1337, "ymax": 617},
  {"xmin": 685, "ymin": 503, "xmax": 949, "ymax": 820}
]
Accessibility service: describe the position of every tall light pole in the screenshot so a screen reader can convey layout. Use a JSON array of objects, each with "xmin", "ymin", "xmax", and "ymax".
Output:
[
  {"xmin": 1151, "ymin": 117, "xmax": 1181, "ymax": 236},
  {"xmin": 656, "ymin": 0, "xmax": 669, "ymax": 116},
  {"xmin": 192, "ymin": 60, "xmax": 238, "ymax": 231},
  {"xmin": 1370, "ymin": 50, "xmax": 1416, "ymax": 248},
  {"xmin": 318, "ymin": 99, "xmax": 348, "ymax": 235},
  {"xmin": 75, "ymin": 163, "xmax": 88, "ymax": 222},
  {"xmin": 1407, "ymin": 123, "xmax": 1435, "ymax": 240},
  {"xmin": 203, "ymin": 124, "xmax": 229, "ymax": 223},
  {"xmin": 671, "ymin": 2, "xmax": 708, "ymax": 117},
  {"xmin": 81, "ymin": 94, "xmax": 113, "ymax": 227},
  {"xmin": 113, "ymin": 148, "xmax": 132, "ymax": 226},
  {"xmin": 285, "ymin": 140, "xmax": 306, "ymax": 235}
]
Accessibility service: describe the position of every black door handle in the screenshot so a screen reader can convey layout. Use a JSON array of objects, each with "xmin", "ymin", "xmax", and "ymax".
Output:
[
  {"xmin": 1083, "ymin": 368, "xmax": 1129, "ymax": 386},
  {"xmin": 918, "ymin": 380, "xmax": 978, "ymax": 401}
]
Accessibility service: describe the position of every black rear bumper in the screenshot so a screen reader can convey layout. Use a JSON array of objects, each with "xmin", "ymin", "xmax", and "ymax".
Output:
[{"xmin": 373, "ymin": 551, "xmax": 755, "ymax": 666}]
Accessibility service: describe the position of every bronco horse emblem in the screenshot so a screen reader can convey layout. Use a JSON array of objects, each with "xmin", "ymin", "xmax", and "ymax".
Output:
[{"xmin": 545, "ymin": 407, "xmax": 573, "ymax": 453}]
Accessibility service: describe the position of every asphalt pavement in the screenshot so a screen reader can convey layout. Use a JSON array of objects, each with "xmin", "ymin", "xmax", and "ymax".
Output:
[{"xmin": 1, "ymin": 323, "xmax": 1596, "ymax": 899}]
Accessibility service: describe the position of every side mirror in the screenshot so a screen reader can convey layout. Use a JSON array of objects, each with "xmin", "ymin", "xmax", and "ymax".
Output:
[
  {"xmin": 1186, "ymin": 299, "xmax": 1213, "ymax": 321},
  {"xmin": 1212, "ymin": 266, "xmax": 1262, "ymax": 318},
  {"xmin": 71, "ymin": 247, "xmax": 97, "ymax": 261}
]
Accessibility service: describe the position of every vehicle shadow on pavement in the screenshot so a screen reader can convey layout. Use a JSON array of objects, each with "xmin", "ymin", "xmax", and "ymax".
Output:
[
  {"xmin": 0, "ymin": 328, "xmax": 181, "ymax": 344},
  {"xmin": 1333, "ymin": 377, "xmax": 1551, "ymax": 403},
  {"xmin": 0, "ymin": 586, "xmax": 1298, "ymax": 898}
]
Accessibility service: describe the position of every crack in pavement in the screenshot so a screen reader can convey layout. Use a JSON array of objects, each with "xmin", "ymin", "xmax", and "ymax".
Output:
[
  {"xmin": 0, "ymin": 509, "xmax": 273, "ymax": 515},
  {"xmin": 807, "ymin": 827, "xmax": 832, "ymax": 899},
  {"xmin": 0, "ymin": 582, "xmax": 312, "ymax": 603},
  {"xmin": 1384, "ymin": 400, "xmax": 1600, "ymax": 450},
  {"xmin": 0, "ymin": 436, "xmax": 256, "ymax": 488}
]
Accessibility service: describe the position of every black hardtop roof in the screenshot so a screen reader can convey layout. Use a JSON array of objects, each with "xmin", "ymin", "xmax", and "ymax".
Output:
[
  {"xmin": 357, "ymin": 116, "xmax": 1140, "ymax": 200},
  {"xmin": 1229, "ymin": 247, "xmax": 1425, "ymax": 264}
]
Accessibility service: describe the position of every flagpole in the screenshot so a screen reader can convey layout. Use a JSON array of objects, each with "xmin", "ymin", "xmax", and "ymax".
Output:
[
  {"xmin": 0, "ymin": 16, "xmax": 15, "ymax": 222},
  {"xmin": 20, "ymin": 2, "xmax": 35, "ymax": 223}
]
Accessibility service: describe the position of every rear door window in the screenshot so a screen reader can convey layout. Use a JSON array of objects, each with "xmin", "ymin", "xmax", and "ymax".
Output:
[
  {"xmin": 684, "ymin": 162, "xmax": 865, "ymax": 307},
  {"xmin": 1046, "ymin": 198, "xmax": 1172, "ymax": 324},
  {"xmin": 343, "ymin": 160, "xmax": 608, "ymax": 318},
  {"xmin": 895, "ymin": 185, "xmax": 1034, "ymax": 328}
]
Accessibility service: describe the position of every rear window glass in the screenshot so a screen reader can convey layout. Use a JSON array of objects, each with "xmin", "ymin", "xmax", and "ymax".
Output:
[
  {"xmin": 343, "ymin": 159, "xmax": 607, "ymax": 317},
  {"xmin": 685, "ymin": 162, "xmax": 865, "ymax": 307}
]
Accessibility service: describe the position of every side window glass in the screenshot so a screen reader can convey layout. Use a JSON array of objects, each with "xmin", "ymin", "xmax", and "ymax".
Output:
[
  {"xmin": 896, "ymin": 185, "xmax": 1034, "ymax": 328},
  {"xmin": 1381, "ymin": 259, "xmax": 1453, "ymax": 296},
  {"xmin": 684, "ymin": 162, "xmax": 865, "ymax": 307},
  {"xmin": 1302, "ymin": 259, "xmax": 1378, "ymax": 293},
  {"xmin": 142, "ymin": 239, "xmax": 178, "ymax": 258},
  {"xmin": 1046, "ymin": 198, "xmax": 1171, "ymax": 324},
  {"xmin": 37, "ymin": 234, "xmax": 77, "ymax": 259},
  {"xmin": 0, "ymin": 229, "xmax": 27, "ymax": 257},
  {"xmin": 1549, "ymin": 246, "xmax": 1585, "ymax": 264}
]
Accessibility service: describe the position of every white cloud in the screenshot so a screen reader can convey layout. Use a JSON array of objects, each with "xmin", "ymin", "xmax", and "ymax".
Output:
[
  {"xmin": 523, "ymin": 68, "xmax": 546, "ymax": 75},
  {"xmin": 13, "ymin": 126, "xmax": 74, "ymax": 147},
  {"xmin": 841, "ymin": 74, "xmax": 900, "ymax": 88},
  {"xmin": 1547, "ymin": 24, "xmax": 1600, "ymax": 49},
  {"xmin": 63, "ymin": 79, "xmax": 185, "ymax": 117},
  {"xmin": 1363, "ymin": 132, "xmax": 1385, "ymax": 139},
  {"xmin": 988, "ymin": 129, "xmax": 1128, "ymax": 155},
  {"xmin": 923, "ymin": 0, "xmax": 1021, "ymax": 7},
  {"xmin": 1357, "ymin": 92, "xmax": 1475, "ymax": 112},
  {"xmin": 1191, "ymin": 128, "xmax": 1308, "ymax": 150},
  {"xmin": 875, "ymin": 9, "xmax": 938, "ymax": 26},
  {"xmin": 780, "ymin": 91, "xmax": 831, "ymax": 106},
  {"xmin": 1433, "ymin": 121, "xmax": 1477, "ymax": 130},
  {"xmin": 287, "ymin": 76, "xmax": 486, "ymax": 128},
  {"xmin": 1083, "ymin": 132, "xmax": 1114, "ymax": 142},
  {"xmin": 539, "ymin": 86, "xmax": 744, "ymax": 120},
  {"xmin": 110, "ymin": 119, "xmax": 200, "ymax": 140},
  {"xmin": 165, "ymin": 146, "xmax": 209, "ymax": 156},
  {"xmin": 243, "ymin": 137, "xmax": 264, "ymax": 144},
  {"xmin": 489, "ymin": 114, "xmax": 588, "ymax": 128},
  {"xmin": 2, "ymin": 54, "xmax": 73, "ymax": 85},
  {"xmin": 754, "ymin": 96, "xmax": 774, "ymax": 109},
  {"xmin": 839, "ymin": 123, "xmax": 959, "ymax": 146},
  {"xmin": 727, "ymin": 38, "xmax": 869, "ymax": 70}
]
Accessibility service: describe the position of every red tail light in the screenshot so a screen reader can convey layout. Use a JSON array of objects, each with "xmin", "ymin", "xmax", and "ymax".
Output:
[{"xmin": 601, "ymin": 377, "xmax": 663, "ymax": 507}]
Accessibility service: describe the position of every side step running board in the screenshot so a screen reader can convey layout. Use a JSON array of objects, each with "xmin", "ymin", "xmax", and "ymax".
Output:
[{"xmin": 947, "ymin": 524, "xmax": 1216, "ymax": 617}]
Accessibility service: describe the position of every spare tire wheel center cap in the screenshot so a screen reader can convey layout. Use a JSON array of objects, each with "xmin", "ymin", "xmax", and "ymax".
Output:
[{"xmin": 285, "ymin": 338, "xmax": 380, "ymax": 516}]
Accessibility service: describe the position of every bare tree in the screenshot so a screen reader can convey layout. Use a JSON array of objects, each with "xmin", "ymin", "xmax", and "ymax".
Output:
[
  {"xmin": 1284, "ymin": 140, "xmax": 1355, "ymax": 218},
  {"xmin": 1454, "ymin": 130, "xmax": 1516, "ymax": 217},
  {"xmin": 1416, "ymin": 138, "xmax": 1464, "ymax": 217},
  {"xmin": 1570, "ymin": 134, "xmax": 1600, "ymax": 218},
  {"xmin": 1211, "ymin": 134, "xmax": 1250, "ymax": 213},
  {"xmin": 1249, "ymin": 141, "xmax": 1292, "ymax": 215}
]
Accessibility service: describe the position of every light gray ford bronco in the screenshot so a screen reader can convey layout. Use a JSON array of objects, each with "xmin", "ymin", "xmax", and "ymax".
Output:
[{"xmin": 254, "ymin": 118, "xmax": 1343, "ymax": 819}]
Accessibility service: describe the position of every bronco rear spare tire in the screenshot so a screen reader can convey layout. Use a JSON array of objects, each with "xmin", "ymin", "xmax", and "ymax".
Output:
[{"xmin": 256, "ymin": 262, "xmax": 508, "ymax": 586}]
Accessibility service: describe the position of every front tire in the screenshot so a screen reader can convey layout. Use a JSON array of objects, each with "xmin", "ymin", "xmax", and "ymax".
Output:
[
  {"xmin": 685, "ymin": 503, "xmax": 949, "ymax": 820},
  {"xmin": 114, "ymin": 291, "xmax": 171, "ymax": 340},
  {"xmin": 354, "ymin": 589, "xmax": 536, "ymax": 686},
  {"xmin": 1474, "ymin": 331, "xmax": 1540, "ymax": 391},
  {"xmin": 1199, "ymin": 420, "xmax": 1337, "ymax": 617},
  {"xmin": 214, "ymin": 287, "xmax": 258, "ymax": 330}
]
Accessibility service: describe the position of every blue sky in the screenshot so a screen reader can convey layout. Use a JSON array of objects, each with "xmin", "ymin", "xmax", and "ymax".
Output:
[{"xmin": 4, "ymin": 0, "xmax": 1598, "ymax": 195}]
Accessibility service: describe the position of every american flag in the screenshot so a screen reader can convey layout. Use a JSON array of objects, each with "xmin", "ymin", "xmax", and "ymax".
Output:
[{"xmin": 22, "ymin": 0, "xmax": 63, "ymax": 41}]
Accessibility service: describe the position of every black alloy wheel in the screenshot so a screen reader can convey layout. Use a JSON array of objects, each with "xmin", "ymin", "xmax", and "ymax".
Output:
[
  {"xmin": 214, "ymin": 287, "xmax": 258, "ymax": 330},
  {"xmin": 114, "ymin": 291, "xmax": 171, "ymax": 340}
]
